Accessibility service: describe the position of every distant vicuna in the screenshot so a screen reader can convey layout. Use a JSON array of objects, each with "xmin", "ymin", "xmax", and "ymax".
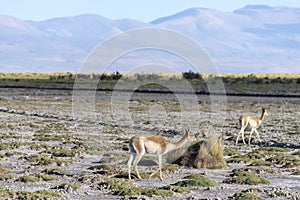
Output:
[
  {"xmin": 236, "ymin": 107, "xmax": 268, "ymax": 145},
  {"xmin": 128, "ymin": 129, "xmax": 194, "ymax": 180}
]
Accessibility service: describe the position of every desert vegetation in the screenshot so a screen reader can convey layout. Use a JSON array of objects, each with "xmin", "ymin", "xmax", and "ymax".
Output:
[
  {"xmin": 0, "ymin": 72, "xmax": 299, "ymax": 96},
  {"xmin": 0, "ymin": 72, "xmax": 299, "ymax": 199}
]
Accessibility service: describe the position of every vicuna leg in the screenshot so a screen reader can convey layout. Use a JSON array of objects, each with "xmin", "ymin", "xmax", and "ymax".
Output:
[
  {"xmin": 132, "ymin": 150, "xmax": 145, "ymax": 180},
  {"xmin": 248, "ymin": 129, "xmax": 255, "ymax": 145},
  {"xmin": 127, "ymin": 153, "xmax": 134, "ymax": 180},
  {"xmin": 241, "ymin": 128, "xmax": 246, "ymax": 144},
  {"xmin": 158, "ymin": 154, "xmax": 163, "ymax": 180},
  {"xmin": 149, "ymin": 154, "xmax": 163, "ymax": 180},
  {"xmin": 236, "ymin": 130, "xmax": 241, "ymax": 145},
  {"xmin": 236, "ymin": 128, "xmax": 246, "ymax": 145},
  {"xmin": 254, "ymin": 128, "xmax": 261, "ymax": 142}
]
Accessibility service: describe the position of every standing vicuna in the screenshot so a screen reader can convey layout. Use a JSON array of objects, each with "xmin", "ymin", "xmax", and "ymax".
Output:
[
  {"xmin": 127, "ymin": 129, "xmax": 194, "ymax": 180},
  {"xmin": 236, "ymin": 107, "xmax": 268, "ymax": 145}
]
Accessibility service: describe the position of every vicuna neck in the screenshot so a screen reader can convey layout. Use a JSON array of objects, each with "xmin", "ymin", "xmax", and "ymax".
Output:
[
  {"xmin": 168, "ymin": 133, "xmax": 189, "ymax": 150},
  {"xmin": 260, "ymin": 110, "xmax": 266, "ymax": 122}
]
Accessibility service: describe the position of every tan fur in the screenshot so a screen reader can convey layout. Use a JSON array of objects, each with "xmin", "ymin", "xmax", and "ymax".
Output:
[
  {"xmin": 128, "ymin": 129, "xmax": 194, "ymax": 180},
  {"xmin": 236, "ymin": 108, "xmax": 268, "ymax": 145},
  {"xmin": 144, "ymin": 135, "xmax": 168, "ymax": 153}
]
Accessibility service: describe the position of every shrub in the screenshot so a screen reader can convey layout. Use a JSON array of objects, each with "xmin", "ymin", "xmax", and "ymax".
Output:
[
  {"xmin": 182, "ymin": 70, "xmax": 203, "ymax": 80},
  {"xmin": 173, "ymin": 135, "xmax": 226, "ymax": 169}
]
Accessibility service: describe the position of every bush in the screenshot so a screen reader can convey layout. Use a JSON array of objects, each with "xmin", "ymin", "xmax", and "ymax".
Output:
[
  {"xmin": 173, "ymin": 134, "xmax": 226, "ymax": 169},
  {"xmin": 182, "ymin": 70, "xmax": 203, "ymax": 80}
]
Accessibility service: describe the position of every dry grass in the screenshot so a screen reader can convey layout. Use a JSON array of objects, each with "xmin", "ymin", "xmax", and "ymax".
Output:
[
  {"xmin": 194, "ymin": 135, "xmax": 226, "ymax": 169},
  {"xmin": 172, "ymin": 134, "xmax": 226, "ymax": 169}
]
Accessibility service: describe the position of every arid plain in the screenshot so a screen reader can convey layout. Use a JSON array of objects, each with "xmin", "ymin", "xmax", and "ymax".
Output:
[{"xmin": 0, "ymin": 85, "xmax": 299, "ymax": 199}]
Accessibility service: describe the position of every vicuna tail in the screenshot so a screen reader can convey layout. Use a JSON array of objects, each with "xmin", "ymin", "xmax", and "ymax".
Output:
[{"xmin": 238, "ymin": 116, "xmax": 243, "ymax": 128}]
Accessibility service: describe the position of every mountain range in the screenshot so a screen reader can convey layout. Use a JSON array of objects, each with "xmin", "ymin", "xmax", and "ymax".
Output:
[{"xmin": 0, "ymin": 5, "xmax": 299, "ymax": 73}]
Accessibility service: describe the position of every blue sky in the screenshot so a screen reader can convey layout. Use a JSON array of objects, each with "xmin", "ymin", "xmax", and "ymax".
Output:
[{"xmin": 1, "ymin": 0, "xmax": 300, "ymax": 22}]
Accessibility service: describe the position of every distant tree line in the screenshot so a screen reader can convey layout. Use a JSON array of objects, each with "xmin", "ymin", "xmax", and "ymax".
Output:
[
  {"xmin": 1, "ymin": 71, "xmax": 298, "ymax": 85},
  {"xmin": 45, "ymin": 70, "xmax": 300, "ymax": 85},
  {"xmin": 0, "ymin": 71, "xmax": 298, "ymax": 96}
]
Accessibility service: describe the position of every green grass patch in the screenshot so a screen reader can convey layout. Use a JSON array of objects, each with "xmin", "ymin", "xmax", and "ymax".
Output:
[
  {"xmin": 38, "ymin": 174, "xmax": 58, "ymax": 181},
  {"xmin": 33, "ymin": 132, "xmax": 76, "ymax": 142},
  {"xmin": 25, "ymin": 154, "xmax": 70, "ymax": 166},
  {"xmin": 226, "ymin": 147, "xmax": 299, "ymax": 168},
  {"xmin": 226, "ymin": 154, "xmax": 252, "ymax": 164},
  {"xmin": 291, "ymin": 170, "xmax": 300, "ymax": 175},
  {"xmin": 0, "ymin": 187, "xmax": 62, "ymax": 199},
  {"xmin": 292, "ymin": 150, "xmax": 300, "ymax": 156},
  {"xmin": 258, "ymin": 147, "xmax": 291, "ymax": 152},
  {"xmin": 233, "ymin": 191, "xmax": 263, "ymax": 200},
  {"xmin": 29, "ymin": 143, "xmax": 52, "ymax": 150},
  {"xmin": 249, "ymin": 160, "xmax": 273, "ymax": 167},
  {"xmin": 0, "ymin": 142, "xmax": 23, "ymax": 150},
  {"xmin": 42, "ymin": 168, "xmax": 70, "ymax": 176},
  {"xmin": 17, "ymin": 175, "xmax": 39, "ymax": 183},
  {"xmin": 162, "ymin": 164, "xmax": 180, "ymax": 172},
  {"xmin": 286, "ymin": 129, "xmax": 300, "ymax": 135},
  {"xmin": 56, "ymin": 183, "xmax": 81, "ymax": 191},
  {"xmin": 87, "ymin": 164, "xmax": 116, "ymax": 175},
  {"xmin": 49, "ymin": 149, "xmax": 77, "ymax": 157},
  {"xmin": 4, "ymin": 152, "xmax": 24, "ymax": 157},
  {"xmin": 223, "ymin": 169, "xmax": 270, "ymax": 185},
  {"xmin": 88, "ymin": 164, "xmax": 112, "ymax": 171},
  {"xmin": 226, "ymin": 148, "xmax": 268, "ymax": 164},
  {"xmin": 224, "ymin": 147, "xmax": 240, "ymax": 156},
  {"xmin": 172, "ymin": 173, "xmax": 218, "ymax": 187},
  {"xmin": 17, "ymin": 174, "xmax": 58, "ymax": 182},
  {"xmin": 160, "ymin": 185, "xmax": 189, "ymax": 193},
  {"xmin": 99, "ymin": 178, "xmax": 174, "ymax": 197},
  {"xmin": 0, "ymin": 175, "xmax": 13, "ymax": 181},
  {"xmin": 266, "ymin": 153, "xmax": 300, "ymax": 168}
]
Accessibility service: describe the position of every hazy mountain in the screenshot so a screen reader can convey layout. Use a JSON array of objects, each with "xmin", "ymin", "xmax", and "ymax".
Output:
[
  {"xmin": 0, "ymin": 5, "xmax": 299, "ymax": 73},
  {"xmin": 152, "ymin": 6, "xmax": 300, "ymax": 73}
]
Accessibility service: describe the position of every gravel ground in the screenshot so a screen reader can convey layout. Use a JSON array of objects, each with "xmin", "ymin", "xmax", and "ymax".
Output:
[{"xmin": 0, "ymin": 89, "xmax": 299, "ymax": 199}]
